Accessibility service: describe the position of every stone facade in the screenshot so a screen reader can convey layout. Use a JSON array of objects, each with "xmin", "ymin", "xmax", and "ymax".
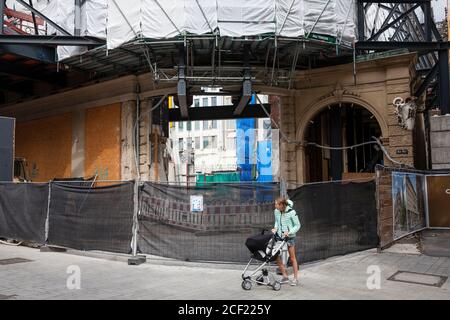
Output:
[
  {"xmin": 1, "ymin": 53, "xmax": 421, "ymax": 185},
  {"xmin": 276, "ymin": 52, "xmax": 419, "ymax": 184},
  {"xmin": 376, "ymin": 169, "xmax": 394, "ymax": 248}
]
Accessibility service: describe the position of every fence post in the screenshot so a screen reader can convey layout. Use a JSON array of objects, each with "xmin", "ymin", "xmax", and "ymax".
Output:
[
  {"xmin": 40, "ymin": 181, "xmax": 66, "ymax": 252},
  {"xmin": 44, "ymin": 181, "xmax": 51, "ymax": 243},
  {"xmin": 128, "ymin": 179, "xmax": 146, "ymax": 265}
]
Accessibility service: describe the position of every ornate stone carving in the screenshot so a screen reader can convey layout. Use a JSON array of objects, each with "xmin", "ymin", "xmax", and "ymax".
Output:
[
  {"xmin": 393, "ymin": 97, "xmax": 418, "ymax": 131},
  {"xmin": 318, "ymin": 83, "xmax": 361, "ymax": 102}
]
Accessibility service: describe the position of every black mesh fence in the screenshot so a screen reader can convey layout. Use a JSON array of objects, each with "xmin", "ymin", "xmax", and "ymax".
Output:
[
  {"xmin": 138, "ymin": 182, "xmax": 280, "ymax": 262},
  {"xmin": 47, "ymin": 182, "xmax": 135, "ymax": 253},
  {"xmin": 0, "ymin": 178, "xmax": 378, "ymax": 263},
  {"xmin": 0, "ymin": 183, "xmax": 49, "ymax": 243},
  {"xmin": 288, "ymin": 180, "xmax": 378, "ymax": 263},
  {"xmin": 138, "ymin": 180, "xmax": 378, "ymax": 264}
]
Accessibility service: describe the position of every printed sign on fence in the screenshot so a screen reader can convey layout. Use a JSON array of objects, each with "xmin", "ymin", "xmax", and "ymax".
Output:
[
  {"xmin": 392, "ymin": 172, "xmax": 426, "ymax": 239},
  {"xmin": 190, "ymin": 195, "xmax": 203, "ymax": 212}
]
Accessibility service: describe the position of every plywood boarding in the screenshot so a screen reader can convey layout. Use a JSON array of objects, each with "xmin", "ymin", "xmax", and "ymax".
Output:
[
  {"xmin": 427, "ymin": 175, "xmax": 450, "ymax": 228},
  {"xmin": 85, "ymin": 103, "xmax": 121, "ymax": 182},
  {"xmin": 15, "ymin": 114, "xmax": 72, "ymax": 182}
]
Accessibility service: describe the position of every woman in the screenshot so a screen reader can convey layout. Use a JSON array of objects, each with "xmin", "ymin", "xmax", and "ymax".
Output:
[{"xmin": 271, "ymin": 197, "xmax": 301, "ymax": 286}]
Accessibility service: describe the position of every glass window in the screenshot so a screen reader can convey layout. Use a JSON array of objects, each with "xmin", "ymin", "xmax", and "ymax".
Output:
[
  {"xmin": 203, "ymin": 120, "xmax": 209, "ymax": 130},
  {"xmin": 226, "ymin": 120, "xmax": 236, "ymax": 130},
  {"xmin": 194, "ymin": 99, "xmax": 200, "ymax": 107},
  {"xmin": 203, "ymin": 137, "xmax": 210, "ymax": 149},
  {"xmin": 195, "ymin": 137, "xmax": 200, "ymax": 149},
  {"xmin": 211, "ymin": 120, "xmax": 217, "ymax": 129},
  {"xmin": 186, "ymin": 137, "xmax": 192, "ymax": 149},
  {"xmin": 202, "ymin": 97, "xmax": 208, "ymax": 107},
  {"xmin": 226, "ymin": 137, "xmax": 236, "ymax": 150},
  {"xmin": 187, "ymin": 121, "xmax": 191, "ymax": 131},
  {"xmin": 178, "ymin": 138, "xmax": 184, "ymax": 151},
  {"xmin": 211, "ymin": 97, "xmax": 217, "ymax": 107},
  {"xmin": 178, "ymin": 122, "xmax": 183, "ymax": 130},
  {"xmin": 211, "ymin": 136, "xmax": 217, "ymax": 149},
  {"xmin": 195, "ymin": 121, "xmax": 200, "ymax": 130}
]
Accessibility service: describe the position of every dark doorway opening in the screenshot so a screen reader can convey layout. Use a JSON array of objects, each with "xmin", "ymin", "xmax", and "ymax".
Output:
[{"xmin": 305, "ymin": 103, "xmax": 383, "ymax": 183}]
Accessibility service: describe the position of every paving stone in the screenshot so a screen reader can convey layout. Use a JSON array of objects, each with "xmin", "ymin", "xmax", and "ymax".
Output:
[{"xmin": 1, "ymin": 244, "xmax": 450, "ymax": 300}]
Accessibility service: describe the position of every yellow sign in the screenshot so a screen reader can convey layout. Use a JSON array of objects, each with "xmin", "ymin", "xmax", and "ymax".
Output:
[{"xmin": 169, "ymin": 96, "xmax": 174, "ymax": 128}]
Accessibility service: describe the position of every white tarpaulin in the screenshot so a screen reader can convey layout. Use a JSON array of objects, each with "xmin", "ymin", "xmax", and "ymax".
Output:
[
  {"xmin": 107, "ymin": 0, "xmax": 142, "ymax": 50},
  {"xmin": 6, "ymin": 0, "xmax": 359, "ymax": 57},
  {"xmin": 55, "ymin": 0, "xmax": 85, "ymax": 61},
  {"xmin": 275, "ymin": 0, "xmax": 305, "ymax": 37},
  {"xmin": 303, "ymin": 0, "xmax": 337, "ymax": 38},
  {"xmin": 184, "ymin": 0, "xmax": 218, "ymax": 35},
  {"xmin": 106, "ymin": 0, "xmax": 356, "ymax": 49},
  {"xmin": 217, "ymin": 0, "xmax": 276, "ymax": 37},
  {"xmin": 141, "ymin": 0, "xmax": 185, "ymax": 39},
  {"xmin": 81, "ymin": 0, "xmax": 107, "ymax": 38},
  {"xmin": 336, "ymin": 0, "xmax": 356, "ymax": 44}
]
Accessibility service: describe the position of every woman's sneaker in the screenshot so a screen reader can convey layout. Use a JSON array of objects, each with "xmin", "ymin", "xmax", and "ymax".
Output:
[
  {"xmin": 280, "ymin": 277, "xmax": 290, "ymax": 284},
  {"xmin": 290, "ymin": 279, "xmax": 299, "ymax": 286}
]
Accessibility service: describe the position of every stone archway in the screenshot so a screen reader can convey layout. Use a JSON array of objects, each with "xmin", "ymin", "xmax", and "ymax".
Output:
[
  {"xmin": 296, "ymin": 94, "xmax": 389, "ymax": 142},
  {"xmin": 295, "ymin": 94, "xmax": 389, "ymax": 184}
]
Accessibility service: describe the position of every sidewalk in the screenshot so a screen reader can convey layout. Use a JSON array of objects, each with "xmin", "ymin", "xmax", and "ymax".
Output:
[{"xmin": 0, "ymin": 244, "xmax": 449, "ymax": 300}]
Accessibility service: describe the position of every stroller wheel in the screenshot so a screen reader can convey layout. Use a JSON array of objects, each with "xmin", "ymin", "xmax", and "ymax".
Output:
[
  {"xmin": 272, "ymin": 281, "xmax": 281, "ymax": 291},
  {"xmin": 241, "ymin": 280, "xmax": 252, "ymax": 291}
]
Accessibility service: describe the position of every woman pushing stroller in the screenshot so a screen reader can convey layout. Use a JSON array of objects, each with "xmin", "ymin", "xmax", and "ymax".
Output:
[{"xmin": 272, "ymin": 197, "xmax": 301, "ymax": 286}]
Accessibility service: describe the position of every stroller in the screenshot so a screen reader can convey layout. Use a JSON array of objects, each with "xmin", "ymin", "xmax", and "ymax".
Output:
[{"xmin": 241, "ymin": 229, "xmax": 288, "ymax": 291}]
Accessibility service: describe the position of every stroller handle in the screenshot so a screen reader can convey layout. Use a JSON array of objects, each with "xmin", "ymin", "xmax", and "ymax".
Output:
[
  {"xmin": 273, "ymin": 233, "xmax": 288, "ymax": 242},
  {"xmin": 261, "ymin": 229, "xmax": 288, "ymax": 239}
]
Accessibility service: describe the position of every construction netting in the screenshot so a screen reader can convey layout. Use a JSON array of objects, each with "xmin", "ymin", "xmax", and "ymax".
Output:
[
  {"xmin": 288, "ymin": 180, "xmax": 378, "ymax": 263},
  {"xmin": 0, "ymin": 179, "xmax": 380, "ymax": 264},
  {"xmin": 0, "ymin": 183, "xmax": 49, "ymax": 243},
  {"xmin": 6, "ymin": 0, "xmax": 358, "ymax": 59},
  {"xmin": 107, "ymin": 0, "xmax": 357, "ymax": 50},
  {"xmin": 138, "ymin": 182, "xmax": 279, "ymax": 262},
  {"xmin": 47, "ymin": 182, "xmax": 135, "ymax": 253},
  {"xmin": 137, "ymin": 180, "xmax": 378, "ymax": 263}
]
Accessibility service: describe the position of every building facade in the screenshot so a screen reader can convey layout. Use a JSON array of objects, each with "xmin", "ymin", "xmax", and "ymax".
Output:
[{"xmin": 169, "ymin": 90, "xmax": 272, "ymax": 184}]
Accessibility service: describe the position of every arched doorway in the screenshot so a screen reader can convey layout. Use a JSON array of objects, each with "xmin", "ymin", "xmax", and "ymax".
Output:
[{"xmin": 304, "ymin": 103, "xmax": 383, "ymax": 183}]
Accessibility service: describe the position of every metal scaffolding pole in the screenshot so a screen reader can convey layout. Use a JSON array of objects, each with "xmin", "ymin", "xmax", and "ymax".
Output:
[{"xmin": 438, "ymin": 49, "xmax": 450, "ymax": 114}]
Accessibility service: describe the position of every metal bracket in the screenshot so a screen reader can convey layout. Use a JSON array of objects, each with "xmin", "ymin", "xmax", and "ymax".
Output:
[
  {"xmin": 234, "ymin": 44, "xmax": 252, "ymax": 116},
  {"xmin": 177, "ymin": 45, "xmax": 189, "ymax": 119}
]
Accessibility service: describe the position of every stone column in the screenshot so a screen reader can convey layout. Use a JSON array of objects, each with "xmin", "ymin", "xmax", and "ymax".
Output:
[
  {"xmin": 279, "ymin": 95, "xmax": 298, "ymax": 189},
  {"xmin": 121, "ymin": 100, "xmax": 137, "ymax": 181},
  {"xmin": 139, "ymin": 99, "xmax": 152, "ymax": 181}
]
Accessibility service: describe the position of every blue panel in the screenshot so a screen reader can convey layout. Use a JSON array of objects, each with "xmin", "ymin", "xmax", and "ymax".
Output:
[
  {"xmin": 236, "ymin": 95, "xmax": 256, "ymax": 181},
  {"xmin": 257, "ymin": 140, "xmax": 272, "ymax": 182}
]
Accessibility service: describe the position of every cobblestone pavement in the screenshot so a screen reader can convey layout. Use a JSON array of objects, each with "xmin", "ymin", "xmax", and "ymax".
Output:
[{"xmin": 0, "ymin": 244, "xmax": 449, "ymax": 300}]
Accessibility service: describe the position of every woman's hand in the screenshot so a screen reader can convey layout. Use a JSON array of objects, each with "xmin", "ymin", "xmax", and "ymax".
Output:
[
  {"xmin": 271, "ymin": 228, "xmax": 277, "ymax": 234},
  {"xmin": 283, "ymin": 231, "xmax": 290, "ymax": 238}
]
